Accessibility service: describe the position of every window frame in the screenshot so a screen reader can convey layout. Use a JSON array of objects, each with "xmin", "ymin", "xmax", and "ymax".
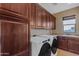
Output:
[{"xmin": 63, "ymin": 15, "xmax": 76, "ymax": 33}]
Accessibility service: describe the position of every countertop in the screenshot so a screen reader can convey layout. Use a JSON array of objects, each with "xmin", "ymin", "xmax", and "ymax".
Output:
[{"xmin": 59, "ymin": 35, "xmax": 79, "ymax": 38}]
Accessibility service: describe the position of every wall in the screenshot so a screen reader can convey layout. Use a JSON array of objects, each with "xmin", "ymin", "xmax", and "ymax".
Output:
[
  {"xmin": 52, "ymin": 6, "xmax": 79, "ymax": 35},
  {"xmin": 31, "ymin": 29, "xmax": 50, "ymax": 36}
]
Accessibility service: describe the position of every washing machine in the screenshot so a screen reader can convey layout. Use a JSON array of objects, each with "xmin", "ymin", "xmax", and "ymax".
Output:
[
  {"xmin": 38, "ymin": 35, "xmax": 58, "ymax": 56},
  {"xmin": 31, "ymin": 36, "xmax": 51, "ymax": 56},
  {"xmin": 31, "ymin": 35, "xmax": 58, "ymax": 56}
]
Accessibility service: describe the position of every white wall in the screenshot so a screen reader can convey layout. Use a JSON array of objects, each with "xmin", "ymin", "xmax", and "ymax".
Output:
[{"xmin": 31, "ymin": 29, "xmax": 50, "ymax": 36}]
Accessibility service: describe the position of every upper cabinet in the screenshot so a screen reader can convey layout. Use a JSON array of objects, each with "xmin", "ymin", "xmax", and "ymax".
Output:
[
  {"xmin": 1, "ymin": 3, "xmax": 56, "ymax": 30},
  {"xmin": 29, "ymin": 4, "xmax": 36, "ymax": 28},
  {"xmin": 35, "ymin": 4, "xmax": 43, "ymax": 28},
  {"xmin": 35, "ymin": 4, "xmax": 56, "ymax": 30},
  {"xmin": 1, "ymin": 4, "xmax": 26, "ymax": 16},
  {"xmin": 41, "ymin": 10, "xmax": 47, "ymax": 29},
  {"xmin": 49, "ymin": 15, "xmax": 56, "ymax": 29}
]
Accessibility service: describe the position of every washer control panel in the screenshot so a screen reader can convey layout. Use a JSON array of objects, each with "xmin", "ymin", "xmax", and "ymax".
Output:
[{"xmin": 42, "ymin": 39, "xmax": 50, "ymax": 43}]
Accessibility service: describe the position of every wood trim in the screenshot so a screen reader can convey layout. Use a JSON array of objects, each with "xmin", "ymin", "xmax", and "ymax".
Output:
[{"xmin": 28, "ymin": 21, "xmax": 31, "ymax": 56}]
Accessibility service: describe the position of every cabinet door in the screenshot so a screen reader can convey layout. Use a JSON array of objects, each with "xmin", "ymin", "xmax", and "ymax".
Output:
[
  {"xmin": 1, "ymin": 3, "xmax": 26, "ymax": 16},
  {"xmin": 49, "ymin": 15, "xmax": 56, "ymax": 29},
  {"xmin": 41, "ymin": 11, "xmax": 47, "ymax": 29},
  {"xmin": 30, "ymin": 4, "xmax": 36, "ymax": 28},
  {"xmin": 1, "ymin": 21, "xmax": 14, "ymax": 56},
  {"xmin": 0, "ymin": 4, "xmax": 1, "ymax": 7},
  {"xmin": 68, "ymin": 39, "xmax": 79, "ymax": 54},
  {"xmin": 13, "ymin": 23, "xmax": 29, "ymax": 56},
  {"xmin": 46, "ymin": 14, "xmax": 55, "ymax": 30},
  {"xmin": 1, "ymin": 21, "xmax": 29, "ymax": 56},
  {"xmin": 46, "ymin": 14, "xmax": 54, "ymax": 30},
  {"xmin": 36, "ymin": 5, "xmax": 42, "ymax": 28},
  {"xmin": 57, "ymin": 36, "xmax": 68, "ymax": 51},
  {"xmin": 46, "ymin": 14, "xmax": 50, "ymax": 29}
]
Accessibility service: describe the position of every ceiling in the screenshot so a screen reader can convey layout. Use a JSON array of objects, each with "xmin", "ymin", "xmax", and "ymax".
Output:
[{"xmin": 39, "ymin": 3, "xmax": 79, "ymax": 14}]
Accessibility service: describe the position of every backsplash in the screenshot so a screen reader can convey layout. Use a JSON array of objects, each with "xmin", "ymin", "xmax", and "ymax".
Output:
[{"xmin": 31, "ymin": 29, "xmax": 50, "ymax": 36}]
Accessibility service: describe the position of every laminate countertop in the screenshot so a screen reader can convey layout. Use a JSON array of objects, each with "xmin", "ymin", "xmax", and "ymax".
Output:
[{"xmin": 59, "ymin": 35, "xmax": 79, "ymax": 38}]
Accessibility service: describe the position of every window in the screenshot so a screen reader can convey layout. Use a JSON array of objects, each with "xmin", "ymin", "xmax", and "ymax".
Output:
[{"xmin": 63, "ymin": 15, "xmax": 76, "ymax": 33}]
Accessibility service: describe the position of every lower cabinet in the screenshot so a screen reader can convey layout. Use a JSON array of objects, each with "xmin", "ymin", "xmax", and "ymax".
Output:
[
  {"xmin": 68, "ymin": 39, "xmax": 79, "ymax": 54},
  {"xmin": 57, "ymin": 36, "xmax": 68, "ymax": 51},
  {"xmin": 57, "ymin": 36, "xmax": 79, "ymax": 55}
]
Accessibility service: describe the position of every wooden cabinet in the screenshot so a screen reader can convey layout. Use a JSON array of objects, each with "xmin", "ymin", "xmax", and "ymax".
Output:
[
  {"xmin": 1, "ymin": 20, "xmax": 29, "ymax": 56},
  {"xmin": 57, "ymin": 36, "xmax": 79, "ymax": 55},
  {"xmin": 46, "ymin": 14, "xmax": 50, "ymax": 29},
  {"xmin": 41, "ymin": 11, "xmax": 56, "ymax": 29},
  {"xmin": 49, "ymin": 15, "xmax": 56, "ymax": 29},
  {"xmin": 11, "ymin": 23, "xmax": 28, "ymax": 55},
  {"xmin": 0, "ymin": 3, "xmax": 56, "ymax": 55},
  {"xmin": 29, "ymin": 4, "xmax": 36, "ymax": 28},
  {"xmin": 57, "ymin": 36, "xmax": 68, "ymax": 51},
  {"xmin": 46, "ymin": 14, "xmax": 55, "ymax": 29},
  {"xmin": 1, "ymin": 22, "xmax": 14, "ymax": 56},
  {"xmin": 29, "ymin": 4, "xmax": 56, "ymax": 29},
  {"xmin": 1, "ymin": 3, "xmax": 56, "ymax": 30},
  {"xmin": 1, "ymin": 3, "xmax": 26, "ymax": 16},
  {"xmin": 35, "ymin": 5, "xmax": 42, "ymax": 28},
  {"xmin": 0, "ymin": 7, "xmax": 30, "ymax": 56},
  {"xmin": 41, "ymin": 11, "xmax": 47, "ymax": 29},
  {"xmin": 35, "ymin": 4, "xmax": 56, "ymax": 29},
  {"xmin": 68, "ymin": 38, "xmax": 79, "ymax": 54}
]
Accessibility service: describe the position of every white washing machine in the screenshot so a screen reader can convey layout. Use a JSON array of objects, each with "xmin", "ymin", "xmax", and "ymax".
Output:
[
  {"xmin": 31, "ymin": 35, "xmax": 58, "ymax": 56},
  {"xmin": 38, "ymin": 35, "xmax": 58, "ymax": 56},
  {"xmin": 31, "ymin": 36, "xmax": 51, "ymax": 56},
  {"xmin": 38, "ymin": 35, "xmax": 57, "ymax": 46}
]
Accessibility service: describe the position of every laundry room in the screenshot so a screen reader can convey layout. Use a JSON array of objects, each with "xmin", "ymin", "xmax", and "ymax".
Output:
[
  {"xmin": 30, "ymin": 3, "xmax": 79, "ymax": 56},
  {"xmin": 0, "ymin": 3, "xmax": 79, "ymax": 56}
]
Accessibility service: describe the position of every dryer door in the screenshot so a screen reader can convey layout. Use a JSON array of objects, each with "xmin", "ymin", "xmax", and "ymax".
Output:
[{"xmin": 38, "ymin": 43, "xmax": 51, "ymax": 56}]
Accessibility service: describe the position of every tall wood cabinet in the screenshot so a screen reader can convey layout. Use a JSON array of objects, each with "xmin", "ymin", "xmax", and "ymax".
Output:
[{"xmin": 0, "ymin": 6, "xmax": 30, "ymax": 56}]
